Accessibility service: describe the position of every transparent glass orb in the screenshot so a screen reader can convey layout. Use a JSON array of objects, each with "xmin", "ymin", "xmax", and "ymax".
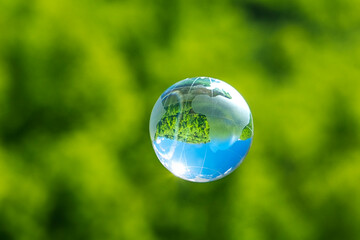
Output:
[{"xmin": 149, "ymin": 77, "xmax": 253, "ymax": 182}]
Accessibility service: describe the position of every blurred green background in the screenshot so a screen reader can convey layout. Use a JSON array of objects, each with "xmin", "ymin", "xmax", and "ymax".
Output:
[{"xmin": 1, "ymin": 0, "xmax": 360, "ymax": 239}]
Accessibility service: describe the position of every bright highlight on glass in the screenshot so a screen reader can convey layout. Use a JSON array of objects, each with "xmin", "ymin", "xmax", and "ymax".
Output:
[{"xmin": 149, "ymin": 77, "xmax": 253, "ymax": 182}]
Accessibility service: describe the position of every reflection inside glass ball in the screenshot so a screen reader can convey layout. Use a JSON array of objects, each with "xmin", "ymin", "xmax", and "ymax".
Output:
[{"xmin": 149, "ymin": 77, "xmax": 253, "ymax": 182}]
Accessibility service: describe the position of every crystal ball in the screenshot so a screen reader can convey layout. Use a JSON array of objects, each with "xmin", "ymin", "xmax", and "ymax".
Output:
[{"xmin": 149, "ymin": 77, "xmax": 253, "ymax": 182}]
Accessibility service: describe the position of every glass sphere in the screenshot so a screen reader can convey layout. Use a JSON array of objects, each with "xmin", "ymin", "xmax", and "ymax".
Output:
[{"xmin": 149, "ymin": 77, "xmax": 253, "ymax": 182}]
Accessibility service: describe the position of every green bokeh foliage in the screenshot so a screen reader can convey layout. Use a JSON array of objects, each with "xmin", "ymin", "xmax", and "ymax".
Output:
[{"xmin": 1, "ymin": 0, "xmax": 360, "ymax": 239}]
